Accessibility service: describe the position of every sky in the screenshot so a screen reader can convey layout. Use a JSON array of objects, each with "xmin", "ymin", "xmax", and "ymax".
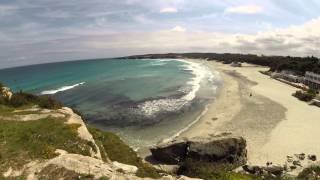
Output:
[{"xmin": 0, "ymin": 0, "xmax": 320, "ymax": 68}]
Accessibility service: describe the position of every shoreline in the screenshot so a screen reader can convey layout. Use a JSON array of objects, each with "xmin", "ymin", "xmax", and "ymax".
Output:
[{"xmin": 177, "ymin": 59, "xmax": 320, "ymax": 166}]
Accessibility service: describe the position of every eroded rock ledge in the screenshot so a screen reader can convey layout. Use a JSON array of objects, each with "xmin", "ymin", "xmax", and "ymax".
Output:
[{"xmin": 150, "ymin": 135, "xmax": 247, "ymax": 166}]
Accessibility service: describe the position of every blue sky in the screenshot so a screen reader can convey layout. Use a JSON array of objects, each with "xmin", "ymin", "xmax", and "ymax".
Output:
[{"xmin": 1, "ymin": 0, "xmax": 320, "ymax": 68}]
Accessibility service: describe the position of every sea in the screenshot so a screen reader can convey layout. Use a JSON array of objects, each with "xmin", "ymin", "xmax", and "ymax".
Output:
[{"xmin": 0, "ymin": 58, "xmax": 221, "ymax": 148}]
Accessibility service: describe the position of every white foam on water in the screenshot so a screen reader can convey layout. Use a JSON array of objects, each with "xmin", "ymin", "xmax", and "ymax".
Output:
[
  {"xmin": 149, "ymin": 61, "xmax": 168, "ymax": 66},
  {"xmin": 137, "ymin": 59, "xmax": 217, "ymax": 117},
  {"xmin": 161, "ymin": 103, "xmax": 210, "ymax": 144},
  {"xmin": 41, "ymin": 82, "xmax": 85, "ymax": 95}
]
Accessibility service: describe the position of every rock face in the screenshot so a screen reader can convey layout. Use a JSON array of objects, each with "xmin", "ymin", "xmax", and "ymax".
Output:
[
  {"xmin": 150, "ymin": 135, "xmax": 247, "ymax": 166},
  {"xmin": 188, "ymin": 136, "xmax": 247, "ymax": 165},
  {"xmin": 151, "ymin": 141, "xmax": 188, "ymax": 164}
]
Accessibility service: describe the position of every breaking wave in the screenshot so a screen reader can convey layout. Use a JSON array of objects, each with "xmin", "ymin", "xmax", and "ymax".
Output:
[
  {"xmin": 41, "ymin": 82, "xmax": 85, "ymax": 95},
  {"xmin": 137, "ymin": 59, "xmax": 217, "ymax": 117}
]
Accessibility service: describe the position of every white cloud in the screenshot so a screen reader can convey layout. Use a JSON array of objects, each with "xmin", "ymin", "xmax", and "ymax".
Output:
[
  {"xmin": 87, "ymin": 17, "xmax": 320, "ymax": 58},
  {"xmin": 0, "ymin": 5, "xmax": 17, "ymax": 17},
  {"xmin": 160, "ymin": 7, "xmax": 178, "ymax": 13},
  {"xmin": 225, "ymin": 4, "xmax": 262, "ymax": 14},
  {"xmin": 171, "ymin": 26, "xmax": 186, "ymax": 32},
  {"xmin": 134, "ymin": 14, "xmax": 154, "ymax": 24}
]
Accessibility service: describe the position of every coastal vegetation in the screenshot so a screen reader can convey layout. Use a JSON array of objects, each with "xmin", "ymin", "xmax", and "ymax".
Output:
[
  {"xmin": 2, "ymin": 83, "xmax": 320, "ymax": 179},
  {"xmin": 293, "ymin": 89, "xmax": 318, "ymax": 102},
  {"xmin": 0, "ymin": 89, "xmax": 62, "ymax": 109},
  {"xmin": 297, "ymin": 166, "xmax": 320, "ymax": 179},
  {"xmin": 125, "ymin": 53, "xmax": 320, "ymax": 75},
  {"xmin": 0, "ymin": 117, "xmax": 93, "ymax": 176},
  {"xmin": 89, "ymin": 127, "xmax": 163, "ymax": 178},
  {"xmin": 178, "ymin": 159, "xmax": 260, "ymax": 180},
  {"xmin": 0, "ymin": 83, "xmax": 163, "ymax": 179}
]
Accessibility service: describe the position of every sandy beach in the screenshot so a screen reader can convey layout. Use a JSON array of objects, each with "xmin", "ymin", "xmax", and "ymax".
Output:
[{"xmin": 180, "ymin": 59, "xmax": 320, "ymax": 166}]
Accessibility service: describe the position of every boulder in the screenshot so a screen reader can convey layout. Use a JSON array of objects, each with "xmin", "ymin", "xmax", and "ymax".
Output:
[
  {"xmin": 112, "ymin": 161, "xmax": 138, "ymax": 174},
  {"xmin": 1, "ymin": 87, "xmax": 13, "ymax": 100},
  {"xmin": 150, "ymin": 140, "xmax": 188, "ymax": 164},
  {"xmin": 187, "ymin": 136, "xmax": 247, "ymax": 165},
  {"xmin": 150, "ymin": 135, "xmax": 247, "ymax": 166}
]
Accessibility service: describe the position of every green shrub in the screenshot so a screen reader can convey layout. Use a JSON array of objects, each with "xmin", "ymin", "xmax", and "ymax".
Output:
[
  {"xmin": 293, "ymin": 90, "xmax": 316, "ymax": 102},
  {"xmin": 38, "ymin": 95, "xmax": 62, "ymax": 109},
  {"xmin": 0, "ymin": 82, "xmax": 9, "ymax": 105},
  {"xmin": 297, "ymin": 166, "xmax": 320, "ymax": 179},
  {"xmin": 0, "ymin": 118, "xmax": 92, "ymax": 172},
  {"xmin": 9, "ymin": 92, "xmax": 37, "ymax": 107},
  {"xmin": 307, "ymin": 88, "xmax": 318, "ymax": 96},
  {"xmin": 0, "ymin": 83, "xmax": 63, "ymax": 109},
  {"xmin": 88, "ymin": 127, "xmax": 163, "ymax": 178},
  {"xmin": 3, "ymin": 90, "xmax": 62, "ymax": 109},
  {"xmin": 0, "ymin": 96, "xmax": 6, "ymax": 105},
  {"xmin": 178, "ymin": 159, "xmax": 260, "ymax": 180}
]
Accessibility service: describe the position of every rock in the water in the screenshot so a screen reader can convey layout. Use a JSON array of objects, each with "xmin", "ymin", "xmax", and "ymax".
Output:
[
  {"xmin": 150, "ymin": 135, "xmax": 247, "ymax": 166},
  {"xmin": 150, "ymin": 140, "xmax": 188, "ymax": 164},
  {"xmin": 187, "ymin": 136, "xmax": 247, "ymax": 165}
]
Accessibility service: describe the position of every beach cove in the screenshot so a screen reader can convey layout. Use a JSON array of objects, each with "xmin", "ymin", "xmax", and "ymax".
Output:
[{"xmin": 179, "ymin": 59, "xmax": 320, "ymax": 166}]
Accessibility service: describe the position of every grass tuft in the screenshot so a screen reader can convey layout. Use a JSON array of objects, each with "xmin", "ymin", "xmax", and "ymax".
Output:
[
  {"xmin": 0, "ymin": 118, "xmax": 93, "ymax": 173},
  {"xmin": 88, "ymin": 127, "xmax": 163, "ymax": 178},
  {"xmin": 297, "ymin": 166, "xmax": 320, "ymax": 179},
  {"xmin": 178, "ymin": 158, "xmax": 261, "ymax": 180}
]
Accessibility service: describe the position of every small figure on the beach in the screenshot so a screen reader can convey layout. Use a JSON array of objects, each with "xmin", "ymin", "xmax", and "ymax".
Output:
[
  {"xmin": 266, "ymin": 161, "xmax": 273, "ymax": 166},
  {"xmin": 249, "ymin": 93, "xmax": 252, "ymax": 97},
  {"xmin": 295, "ymin": 153, "xmax": 305, "ymax": 161}
]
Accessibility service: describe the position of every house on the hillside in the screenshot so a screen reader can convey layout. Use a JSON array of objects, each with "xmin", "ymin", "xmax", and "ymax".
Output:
[{"xmin": 304, "ymin": 71, "xmax": 320, "ymax": 90}]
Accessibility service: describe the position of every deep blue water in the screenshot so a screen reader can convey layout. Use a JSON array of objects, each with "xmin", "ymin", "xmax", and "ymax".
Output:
[{"xmin": 0, "ymin": 58, "xmax": 220, "ymax": 147}]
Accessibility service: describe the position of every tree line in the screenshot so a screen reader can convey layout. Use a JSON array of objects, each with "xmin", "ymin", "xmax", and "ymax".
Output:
[{"xmin": 124, "ymin": 53, "xmax": 320, "ymax": 75}]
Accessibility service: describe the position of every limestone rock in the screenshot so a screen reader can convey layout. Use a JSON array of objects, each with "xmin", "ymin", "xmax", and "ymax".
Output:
[
  {"xmin": 150, "ymin": 140, "xmax": 188, "ymax": 164},
  {"xmin": 1, "ymin": 87, "xmax": 13, "ymax": 100},
  {"xmin": 112, "ymin": 161, "xmax": 138, "ymax": 174},
  {"xmin": 187, "ymin": 136, "xmax": 247, "ymax": 165},
  {"xmin": 150, "ymin": 135, "xmax": 247, "ymax": 166}
]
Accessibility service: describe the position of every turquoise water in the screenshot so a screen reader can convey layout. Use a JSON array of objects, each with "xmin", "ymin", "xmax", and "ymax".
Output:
[{"xmin": 0, "ymin": 58, "xmax": 221, "ymax": 148}]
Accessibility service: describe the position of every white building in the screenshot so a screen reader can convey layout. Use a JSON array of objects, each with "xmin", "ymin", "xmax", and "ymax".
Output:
[
  {"xmin": 272, "ymin": 70, "xmax": 303, "ymax": 83},
  {"xmin": 304, "ymin": 71, "xmax": 320, "ymax": 90}
]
